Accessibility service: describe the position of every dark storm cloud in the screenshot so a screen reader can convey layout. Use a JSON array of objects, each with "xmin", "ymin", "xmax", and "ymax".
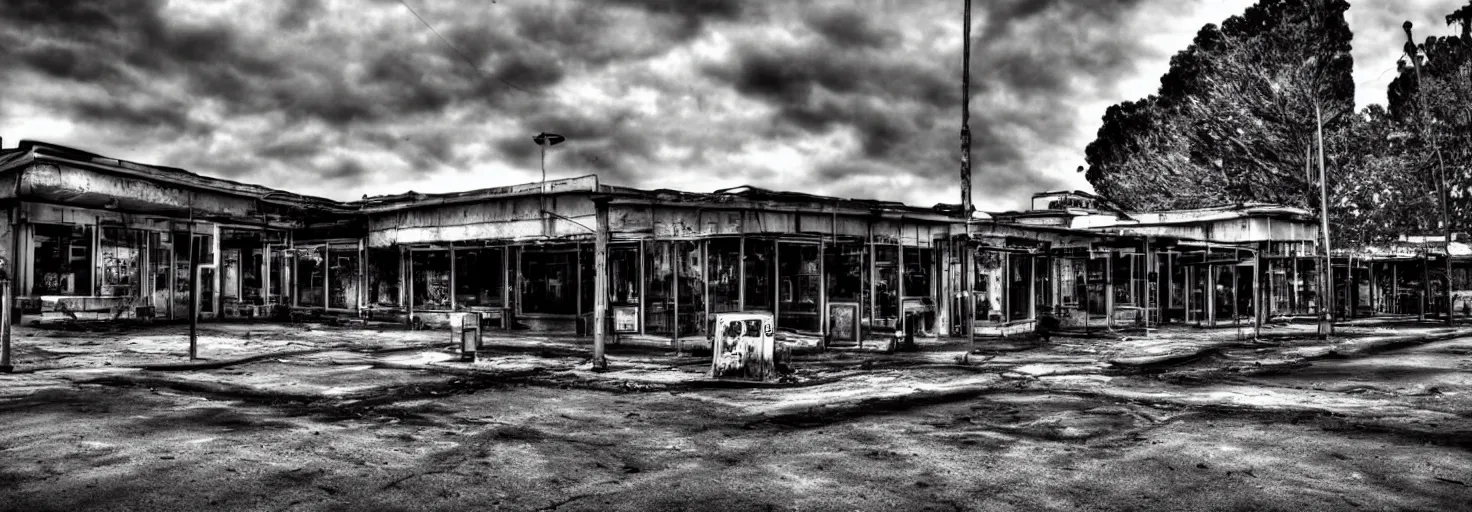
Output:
[
  {"xmin": 1, "ymin": 0, "xmax": 1251, "ymax": 210},
  {"xmin": 804, "ymin": 8, "xmax": 899, "ymax": 49},
  {"xmin": 694, "ymin": 0, "xmax": 1164, "ymax": 206}
]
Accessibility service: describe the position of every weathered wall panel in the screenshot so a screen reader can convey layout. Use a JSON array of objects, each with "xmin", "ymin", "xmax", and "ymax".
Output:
[{"xmin": 22, "ymin": 164, "xmax": 256, "ymax": 217}]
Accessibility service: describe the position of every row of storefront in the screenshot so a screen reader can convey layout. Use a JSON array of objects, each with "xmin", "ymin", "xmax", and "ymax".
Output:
[{"xmin": 1, "ymin": 141, "xmax": 1466, "ymax": 342}]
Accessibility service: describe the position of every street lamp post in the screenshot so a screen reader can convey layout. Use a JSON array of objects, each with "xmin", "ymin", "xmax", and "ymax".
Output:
[{"xmin": 1404, "ymin": 21, "xmax": 1455, "ymax": 326}]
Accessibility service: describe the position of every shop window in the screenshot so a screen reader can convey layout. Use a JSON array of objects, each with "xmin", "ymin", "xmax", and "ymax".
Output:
[
  {"xmin": 742, "ymin": 239, "xmax": 774, "ymax": 312},
  {"xmin": 824, "ymin": 241, "xmax": 865, "ymax": 304},
  {"xmin": 454, "ymin": 247, "xmax": 504, "ymax": 308},
  {"xmin": 874, "ymin": 245, "xmax": 899, "ymax": 323},
  {"xmin": 520, "ymin": 248, "xmax": 577, "ymax": 315},
  {"xmin": 268, "ymin": 246, "xmax": 287, "ymax": 305},
  {"xmin": 1008, "ymin": 253, "xmax": 1034, "ymax": 320},
  {"xmin": 580, "ymin": 245, "xmax": 593, "ymax": 315},
  {"xmin": 411, "ymin": 250, "xmax": 450, "ymax": 309},
  {"xmin": 100, "ymin": 226, "xmax": 143, "ymax": 299},
  {"xmin": 677, "ymin": 240, "xmax": 705, "ymax": 336},
  {"xmin": 32, "ymin": 224, "xmax": 94, "ymax": 296},
  {"xmin": 328, "ymin": 244, "xmax": 359, "ymax": 310},
  {"xmin": 366, "ymin": 248, "xmax": 401, "ymax": 307},
  {"xmin": 1032, "ymin": 255, "xmax": 1052, "ymax": 313},
  {"xmin": 1059, "ymin": 258, "xmax": 1084, "ymax": 308},
  {"xmin": 609, "ymin": 246, "xmax": 640, "ymax": 306},
  {"xmin": 975, "ymin": 249, "xmax": 1004, "ymax": 321},
  {"xmin": 707, "ymin": 239, "xmax": 740, "ymax": 314},
  {"xmin": 644, "ymin": 241, "xmax": 674, "ymax": 334},
  {"xmin": 295, "ymin": 246, "xmax": 326, "ymax": 307},
  {"xmin": 777, "ymin": 242, "xmax": 820, "ymax": 332},
  {"xmin": 149, "ymin": 232, "xmax": 173, "ymax": 315},
  {"xmin": 902, "ymin": 247, "xmax": 933, "ymax": 297},
  {"xmin": 176, "ymin": 233, "xmax": 215, "ymax": 314}
]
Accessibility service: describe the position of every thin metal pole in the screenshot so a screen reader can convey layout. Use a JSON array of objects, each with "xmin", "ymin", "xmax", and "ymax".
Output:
[{"xmin": 961, "ymin": 0, "xmax": 975, "ymax": 350}]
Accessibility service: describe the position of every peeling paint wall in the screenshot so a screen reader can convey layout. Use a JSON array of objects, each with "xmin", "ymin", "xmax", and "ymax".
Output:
[
  {"xmin": 23, "ymin": 164, "xmax": 257, "ymax": 218},
  {"xmin": 367, "ymin": 195, "xmax": 597, "ymax": 247}
]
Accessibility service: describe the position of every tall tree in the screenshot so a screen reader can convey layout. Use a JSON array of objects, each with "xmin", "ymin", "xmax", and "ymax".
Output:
[{"xmin": 1084, "ymin": 0, "xmax": 1354, "ymax": 212}]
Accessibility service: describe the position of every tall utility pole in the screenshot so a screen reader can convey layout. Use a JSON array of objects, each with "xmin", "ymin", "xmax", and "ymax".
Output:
[
  {"xmin": 960, "ymin": 0, "xmax": 975, "ymax": 350},
  {"xmin": 1316, "ymin": 104, "xmax": 1334, "ymax": 337},
  {"xmin": 1404, "ymin": 21, "xmax": 1455, "ymax": 326}
]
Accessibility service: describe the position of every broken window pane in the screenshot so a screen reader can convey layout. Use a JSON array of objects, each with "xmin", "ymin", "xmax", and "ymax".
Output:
[
  {"xmin": 149, "ymin": 232, "xmax": 172, "ymax": 315},
  {"xmin": 644, "ymin": 241, "xmax": 673, "ymax": 334},
  {"xmin": 411, "ymin": 249, "xmax": 450, "ymax": 309},
  {"xmin": 742, "ymin": 238, "xmax": 773, "ymax": 312},
  {"xmin": 902, "ymin": 246, "xmax": 932, "ymax": 298},
  {"xmin": 295, "ymin": 245, "xmax": 325, "ymax": 307},
  {"xmin": 875, "ymin": 244, "xmax": 899, "ymax": 325},
  {"xmin": 366, "ymin": 248, "xmax": 400, "ymax": 307},
  {"xmin": 677, "ymin": 240, "xmax": 704, "ymax": 336},
  {"xmin": 99, "ymin": 226, "xmax": 143, "ymax": 299},
  {"xmin": 777, "ymin": 242, "xmax": 819, "ymax": 332},
  {"xmin": 520, "ymin": 247, "xmax": 577, "ymax": 315},
  {"xmin": 328, "ymin": 244, "xmax": 359, "ymax": 310},
  {"xmin": 609, "ymin": 245, "xmax": 640, "ymax": 306},
  {"xmin": 454, "ymin": 247, "xmax": 503, "ymax": 308},
  {"xmin": 32, "ymin": 223, "xmax": 93, "ymax": 296},
  {"xmin": 708, "ymin": 239, "xmax": 740, "ymax": 314}
]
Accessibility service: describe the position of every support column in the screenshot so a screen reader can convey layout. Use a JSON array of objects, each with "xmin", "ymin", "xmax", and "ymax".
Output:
[
  {"xmin": 1206, "ymin": 264, "xmax": 1217, "ymax": 327},
  {"xmin": 592, "ymin": 200, "xmax": 609, "ymax": 370},
  {"xmin": 1027, "ymin": 255, "xmax": 1037, "ymax": 320},
  {"xmin": 1254, "ymin": 244, "xmax": 1264, "ymax": 339},
  {"xmin": 1413, "ymin": 251, "xmax": 1424, "ymax": 320},
  {"xmin": 1104, "ymin": 253, "xmax": 1114, "ymax": 325}
]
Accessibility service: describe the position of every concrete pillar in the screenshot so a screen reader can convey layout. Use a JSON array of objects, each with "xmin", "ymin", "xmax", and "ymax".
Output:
[{"xmin": 592, "ymin": 199, "xmax": 609, "ymax": 370}]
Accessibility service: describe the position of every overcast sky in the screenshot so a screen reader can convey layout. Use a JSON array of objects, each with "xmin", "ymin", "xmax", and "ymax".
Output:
[{"xmin": 1, "ymin": 0, "xmax": 1466, "ymax": 212}]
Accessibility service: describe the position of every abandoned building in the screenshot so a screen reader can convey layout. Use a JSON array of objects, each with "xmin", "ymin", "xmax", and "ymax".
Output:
[{"xmin": 0, "ymin": 140, "xmax": 1463, "ymax": 344}]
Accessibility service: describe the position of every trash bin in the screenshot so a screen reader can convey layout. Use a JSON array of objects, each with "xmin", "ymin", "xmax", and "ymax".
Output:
[{"xmin": 449, "ymin": 312, "xmax": 482, "ymax": 361}]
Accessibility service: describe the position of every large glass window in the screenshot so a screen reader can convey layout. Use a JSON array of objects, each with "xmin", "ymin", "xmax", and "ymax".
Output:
[
  {"xmin": 150, "ymin": 232, "xmax": 173, "ymax": 315},
  {"xmin": 609, "ymin": 245, "xmax": 640, "ymax": 307},
  {"xmin": 520, "ymin": 248, "xmax": 577, "ymax": 314},
  {"xmin": 677, "ymin": 241, "xmax": 705, "ymax": 336},
  {"xmin": 874, "ymin": 245, "xmax": 899, "ymax": 324},
  {"xmin": 295, "ymin": 246, "xmax": 325, "ymax": 307},
  {"xmin": 824, "ymin": 241, "xmax": 865, "ymax": 305},
  {"xmin": 777, "ymin": 242, "xmax": 820, "ymax": 332},
  {"xmin": 1008, "ymin": 253, "xmax": 1034, "ymax": 320},
  {"xmin": 707, "ymin": 239, "xmax": 740, "ymax": 314},
  {"xmin": 976, "ymin": 248, "xmax": 1004, "ymax": 321},
  {"xmin": 99, "ymin": 226, "xmax": 143, "ymax": 299},
  {"xmin": 411, "ymin": 249, "xmax": 450, "ymax": 309},
  {"xmin": 902, "ymin": 247, "xmax": 933, "ymax": 298},
  {"xmin": 454, "ymin": 247, "xmax": 504, "ymax": 308},
  {"xmin": 366, "ymin": 248, "xmax": 401, "ymax": 307},
  {"xmin": 32, "ymin": 224, "xmax": 93, "ymax": 296},
  {"xmin": 268, "ymin": 246, "xmax": 287, "ymax": 305},
  {"xmin": 328, "ymin": 244, "xmax": 359, "ymax": 310},
  {"xmin": 742, "ymin": 239, "xmax": 773, "ymax": 312},
  {"xmin": 644, "ymin": 241, "xmax": 674, "ymax": 334}
]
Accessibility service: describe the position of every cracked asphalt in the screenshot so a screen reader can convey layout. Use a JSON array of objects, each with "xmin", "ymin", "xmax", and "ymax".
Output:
[{"xmin": 2, "ymin": 322, "xmax": 1472, "ymax": 511}]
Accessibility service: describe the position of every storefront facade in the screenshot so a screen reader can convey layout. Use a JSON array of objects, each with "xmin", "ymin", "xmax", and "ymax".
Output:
[{"xmin": 0, "ymin": 142, "xmax": 328, "ymax": 323}]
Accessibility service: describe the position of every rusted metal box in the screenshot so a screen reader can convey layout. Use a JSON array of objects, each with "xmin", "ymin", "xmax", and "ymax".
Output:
[
  {"xmin": 709, "ymin": 312, "xmax": 776, "ymax": 381},
  {"xmin": 449, "ymin": 312, "xmax": 483, "ymax": 360}
]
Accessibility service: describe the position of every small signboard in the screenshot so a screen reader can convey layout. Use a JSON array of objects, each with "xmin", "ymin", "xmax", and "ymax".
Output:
[
  {"xmin": 613, "ymin": 306, "xmax": 639, "ymax": 333},
  {"xmin": 827, "ymin": 302, "xmax": 860, "ymax": 342}
]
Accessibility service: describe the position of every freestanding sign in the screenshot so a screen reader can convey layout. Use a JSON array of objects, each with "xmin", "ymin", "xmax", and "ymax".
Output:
[{"xmin": 709, "ymin": 312, "xmax": 775, "ymax": 381}]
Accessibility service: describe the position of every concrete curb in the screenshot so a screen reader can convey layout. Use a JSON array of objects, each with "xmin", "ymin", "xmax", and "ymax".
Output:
[{"xmin": 131, "ymin": 343, "xmax": 455, "ymax": 371}]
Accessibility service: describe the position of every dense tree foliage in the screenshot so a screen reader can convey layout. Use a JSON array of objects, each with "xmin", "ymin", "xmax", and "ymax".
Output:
[
  {"xmin": 1085, "ymin": 0, "xmax": 1354, "ymax": 212},
  {"xmin": 1084, "ymin": 0, "xmax": 1472, "ymax": 249}
]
